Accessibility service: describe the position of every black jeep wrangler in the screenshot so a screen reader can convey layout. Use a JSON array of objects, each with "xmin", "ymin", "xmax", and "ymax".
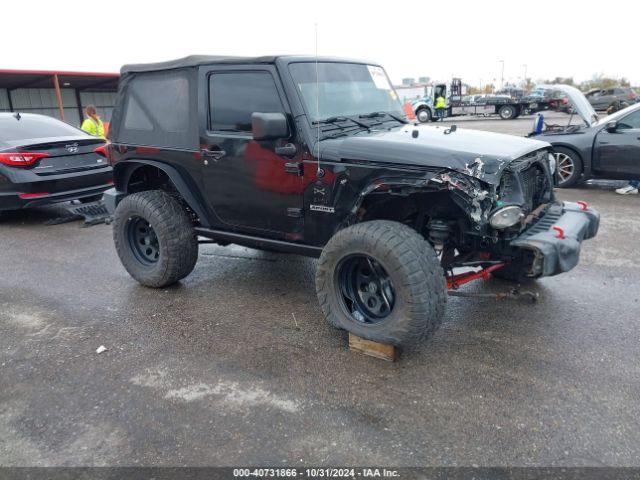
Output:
[{"xmin": 104, "ymin": 55, "xmax": 599, "ymax": 347}]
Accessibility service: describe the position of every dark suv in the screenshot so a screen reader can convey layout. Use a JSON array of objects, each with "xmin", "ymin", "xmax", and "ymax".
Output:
[
  {"xmin": 104, "ymin": 55, "xmax": 599, "ymax": 347},
  {"xmin": 586, "ymin": 87, "xmax": 637, "ymax": 111}
]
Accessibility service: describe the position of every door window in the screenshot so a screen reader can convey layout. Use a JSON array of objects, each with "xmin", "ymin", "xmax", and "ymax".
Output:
[
  {"xmin": 617, "ymin": 110, "xmax": 640, "ymax": 129},
  {"xmin": 209, "ymin": 72, "xmax": 284, "ymax": 132}
]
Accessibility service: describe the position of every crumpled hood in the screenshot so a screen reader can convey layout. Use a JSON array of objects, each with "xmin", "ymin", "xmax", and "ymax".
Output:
[{"xmin": 319, "ymin": 124, "xmax": 551, "ymax": 184}]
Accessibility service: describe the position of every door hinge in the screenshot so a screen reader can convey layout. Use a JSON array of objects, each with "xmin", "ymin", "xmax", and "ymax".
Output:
[
  {"xmin": 284, "ymin": 162, "xmax": 303, "ymax": 176},
  {"xmin": 287, "ymin": 207, "xmax": 303, "ymax": 218}
]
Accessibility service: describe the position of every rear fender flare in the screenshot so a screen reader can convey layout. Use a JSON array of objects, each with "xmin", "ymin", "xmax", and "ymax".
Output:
[{"xmin": 114, "ymin": 159, "xmax": 211, "ymax": 227}]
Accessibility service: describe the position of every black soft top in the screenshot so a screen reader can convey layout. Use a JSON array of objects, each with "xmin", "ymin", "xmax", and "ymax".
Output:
[{"xmin": 120, "ymin": 55, "xmax": 375, "ymax": 74}]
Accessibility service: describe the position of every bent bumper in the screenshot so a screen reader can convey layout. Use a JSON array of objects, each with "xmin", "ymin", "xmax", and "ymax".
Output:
[{"xmin": 510, "ymin": 201, "xmax": 600, "ymax": 277}]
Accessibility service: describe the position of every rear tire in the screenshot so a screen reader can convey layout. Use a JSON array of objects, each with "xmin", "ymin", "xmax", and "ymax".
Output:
[
  {"xmin": 315, "ymin": 221, "xmax": 446, "ymax": 346},
  {"xmin": 113, "ymin": 190, "xmax": 198, "ymax": 288},
  {"xmin": 553, "ymin": 147, "xmax": 583, "ymax": 188},
  {"xmin": 498, "ymin": 105, "xmax": 516, "ymax": 120}
]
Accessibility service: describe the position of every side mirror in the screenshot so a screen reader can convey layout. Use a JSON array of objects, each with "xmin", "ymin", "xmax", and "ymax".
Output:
[
  {"xmin": 251, "ymin": 112, "xmax": 289, "ymax": 141},
  {"xmin": 605, "ymin": 120, "xmax": 618, "ymax": 133}
]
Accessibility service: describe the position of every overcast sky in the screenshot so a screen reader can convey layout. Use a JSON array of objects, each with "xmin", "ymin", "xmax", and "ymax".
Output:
[{"xmin": 5, "ymin": 0, "xmax": 639, "ymax": 86}]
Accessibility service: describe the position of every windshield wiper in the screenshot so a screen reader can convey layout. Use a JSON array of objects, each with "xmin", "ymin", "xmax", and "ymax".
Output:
[
  {"xmin": 314, "ymin": 116, "xmax": 371, "ymax": 130},
  {"xmin": 359, "ymin": 111, "xmax": 408, "ymax": 124}
]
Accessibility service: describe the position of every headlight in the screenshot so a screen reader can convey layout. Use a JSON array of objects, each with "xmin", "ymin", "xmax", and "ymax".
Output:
[
  {"xmin": 548, "ymin": 152, "xmax": 557, "ymax": 173},
  {"xmin": 490, "ymin": 205, "xmax": 524, "ymax": 229}
]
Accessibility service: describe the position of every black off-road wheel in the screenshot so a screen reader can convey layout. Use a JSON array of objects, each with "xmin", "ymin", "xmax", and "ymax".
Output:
[
  {"xmin": 113, "ymin": 190, "xmax": 198, "ymax": 288},
  {"xmin": 315, "ymin": 221, "xmax": 447, "ymax": 346},
  {"xmin": 553, "ymin": 146, "xmax": 583, "ymax": 188}
]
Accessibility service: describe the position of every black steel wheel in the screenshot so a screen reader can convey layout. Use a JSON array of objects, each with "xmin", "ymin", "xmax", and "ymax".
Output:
[
  {"xmin": 113, "ymin": 190, "xmax": 198, "ymax": 288},
  {"xmin": 336, "ymin": 254, "xmax": 395, "ymax": 323},
  {"xmin": 126, "ymin": 216, "xmax": 160, "ymax": 265},
  {"xmin": 316, "ymin": 220, "xmax": 446, "ymax": 346}
]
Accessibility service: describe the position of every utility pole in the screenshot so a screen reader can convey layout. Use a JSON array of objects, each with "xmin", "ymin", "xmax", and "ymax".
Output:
[
  {"xmin": 522, "ymin": 64, "xmax": 528, "ymax": 88},
  {"xmin": 500, "ymin": 60, "xmax": 505, "ymax": 90}
]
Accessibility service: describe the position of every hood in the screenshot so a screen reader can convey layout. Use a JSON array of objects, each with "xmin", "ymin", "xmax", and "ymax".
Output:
[
  {"xmin": 319, "ymin": 124, "xmax": 551, "ymax": 184},
  {"xmin": 540, "ymin": 84, "xmax": 599, "ymax": 127}
]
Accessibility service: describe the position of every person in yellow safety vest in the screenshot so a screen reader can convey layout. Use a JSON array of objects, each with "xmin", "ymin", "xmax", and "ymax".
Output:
[
  {"xmin": 80, "ymin": 105, "xmax": 106, "ymax": 139},
  {"xmin": 434, "ymin": 95, "xmax": 447, "ymax": 121}
]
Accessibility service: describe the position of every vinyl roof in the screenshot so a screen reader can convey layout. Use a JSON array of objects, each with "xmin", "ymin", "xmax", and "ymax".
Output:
[
  {"xmin": 120, "ymin": 55, "xmax": 376, "ymax": 74},
  {"xmin": 0, "ymin": 69, "xmax": 119, "ymax": 91}
]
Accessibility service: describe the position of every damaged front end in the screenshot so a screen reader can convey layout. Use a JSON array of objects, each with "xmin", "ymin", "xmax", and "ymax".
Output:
[{"xmin": 448, "ymin": 148, "xmax": 600, "ymax": 279}]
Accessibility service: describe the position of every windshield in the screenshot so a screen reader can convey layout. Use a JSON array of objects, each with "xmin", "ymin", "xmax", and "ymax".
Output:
[
  {"xmin": 289, "ymin": 62, "xmax": 404, "ymax": 122},
  {"xmin": 594, "ymin": 102, "xmax": 640, "ymax": 127}
]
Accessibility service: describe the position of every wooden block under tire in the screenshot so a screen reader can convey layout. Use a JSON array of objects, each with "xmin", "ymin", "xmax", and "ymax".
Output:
[{"xmin": 348, "ymin": 333, "xmax": 397, "ymax": 362}]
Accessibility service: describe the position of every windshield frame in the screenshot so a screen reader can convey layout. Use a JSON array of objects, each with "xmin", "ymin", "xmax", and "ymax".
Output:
[{"xmin": 287, "ymin": 60, "xmax": 405, "ymax": 126}]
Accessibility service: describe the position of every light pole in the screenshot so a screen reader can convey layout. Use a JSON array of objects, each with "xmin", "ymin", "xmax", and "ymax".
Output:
[{"xmin": 500, "ymin": 60, "xmax": 505, "ymax": 90}]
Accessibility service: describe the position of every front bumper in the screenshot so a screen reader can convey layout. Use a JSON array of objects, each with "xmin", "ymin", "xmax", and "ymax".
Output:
[{"xmin": 510, "ymin": 201, "xmax": 599, "ymax": 277}]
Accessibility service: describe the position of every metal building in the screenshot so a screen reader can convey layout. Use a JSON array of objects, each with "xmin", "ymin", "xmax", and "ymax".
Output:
[{"xmin": 0, "ymin": 69, "xmax": 119, "ymax": 128}]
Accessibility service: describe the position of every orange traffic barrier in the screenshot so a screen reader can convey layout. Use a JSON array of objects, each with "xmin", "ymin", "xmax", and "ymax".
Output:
[{"xmin": 403, "ymin": 102, "xmax": 416, "ymax": 121}]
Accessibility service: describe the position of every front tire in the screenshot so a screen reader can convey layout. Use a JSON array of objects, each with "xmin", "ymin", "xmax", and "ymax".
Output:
[
  {"xmin": 315, "ymin": 221, "xmax": 446, "ymax": 346},
  {"xmin": 113, "ymin": 190, "xmax": 198, "ymax": 288},
  {"xmin": 553, "ymin": 147, "xmax": 583, "ymax": 188},
  {"xmin": 416, "ymin": 107, "xmax": 432, "ymax": 123}
]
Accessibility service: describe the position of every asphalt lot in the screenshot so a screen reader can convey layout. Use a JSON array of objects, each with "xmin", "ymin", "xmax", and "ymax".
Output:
[{"xmin": 2, "ymin": 111, "xmax": 640, "ymax": 467}]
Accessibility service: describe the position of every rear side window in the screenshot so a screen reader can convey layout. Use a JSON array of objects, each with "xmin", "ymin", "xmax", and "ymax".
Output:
[
  {"xmin": 124, "ymin": 71, "xmax": 189, "ymax": 133},
  {"xmin": 116, "ymin": 69, "xmax": 197, "ymax": 149},
  {"xmin": 209, "ymin": 72, "xmax": 284, "ymax": 132},
  {"xmin": 0, "ymin": 114, "xmax": 86, "ymax": 146}
]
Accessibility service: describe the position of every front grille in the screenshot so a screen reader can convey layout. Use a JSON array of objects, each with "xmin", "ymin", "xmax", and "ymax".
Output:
[
  {"xmin": 520, "ymin": 164, "xmax": 547, "ymax": 212},
  {"xmin": 499, "ymin": 159, "xmax": 551, "ymax": 214}
]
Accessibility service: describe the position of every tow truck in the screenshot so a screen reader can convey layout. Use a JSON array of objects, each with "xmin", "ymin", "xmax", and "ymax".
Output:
[{"xmin": 413, "ymin": 78, "xmax": 556, "ymax": 122}]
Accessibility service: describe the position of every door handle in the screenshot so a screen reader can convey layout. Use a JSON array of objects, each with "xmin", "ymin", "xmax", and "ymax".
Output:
[
  {"xmin": 275, "ymin": 143, "xmax": 297, "ymax": 158},
  {"xmin": 284, "ymin": 162, "xmax": 303, "ymax": 176},
  {"xmin": 201, "ymin": 149, "xmax": 226, "ymax": 161}
]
